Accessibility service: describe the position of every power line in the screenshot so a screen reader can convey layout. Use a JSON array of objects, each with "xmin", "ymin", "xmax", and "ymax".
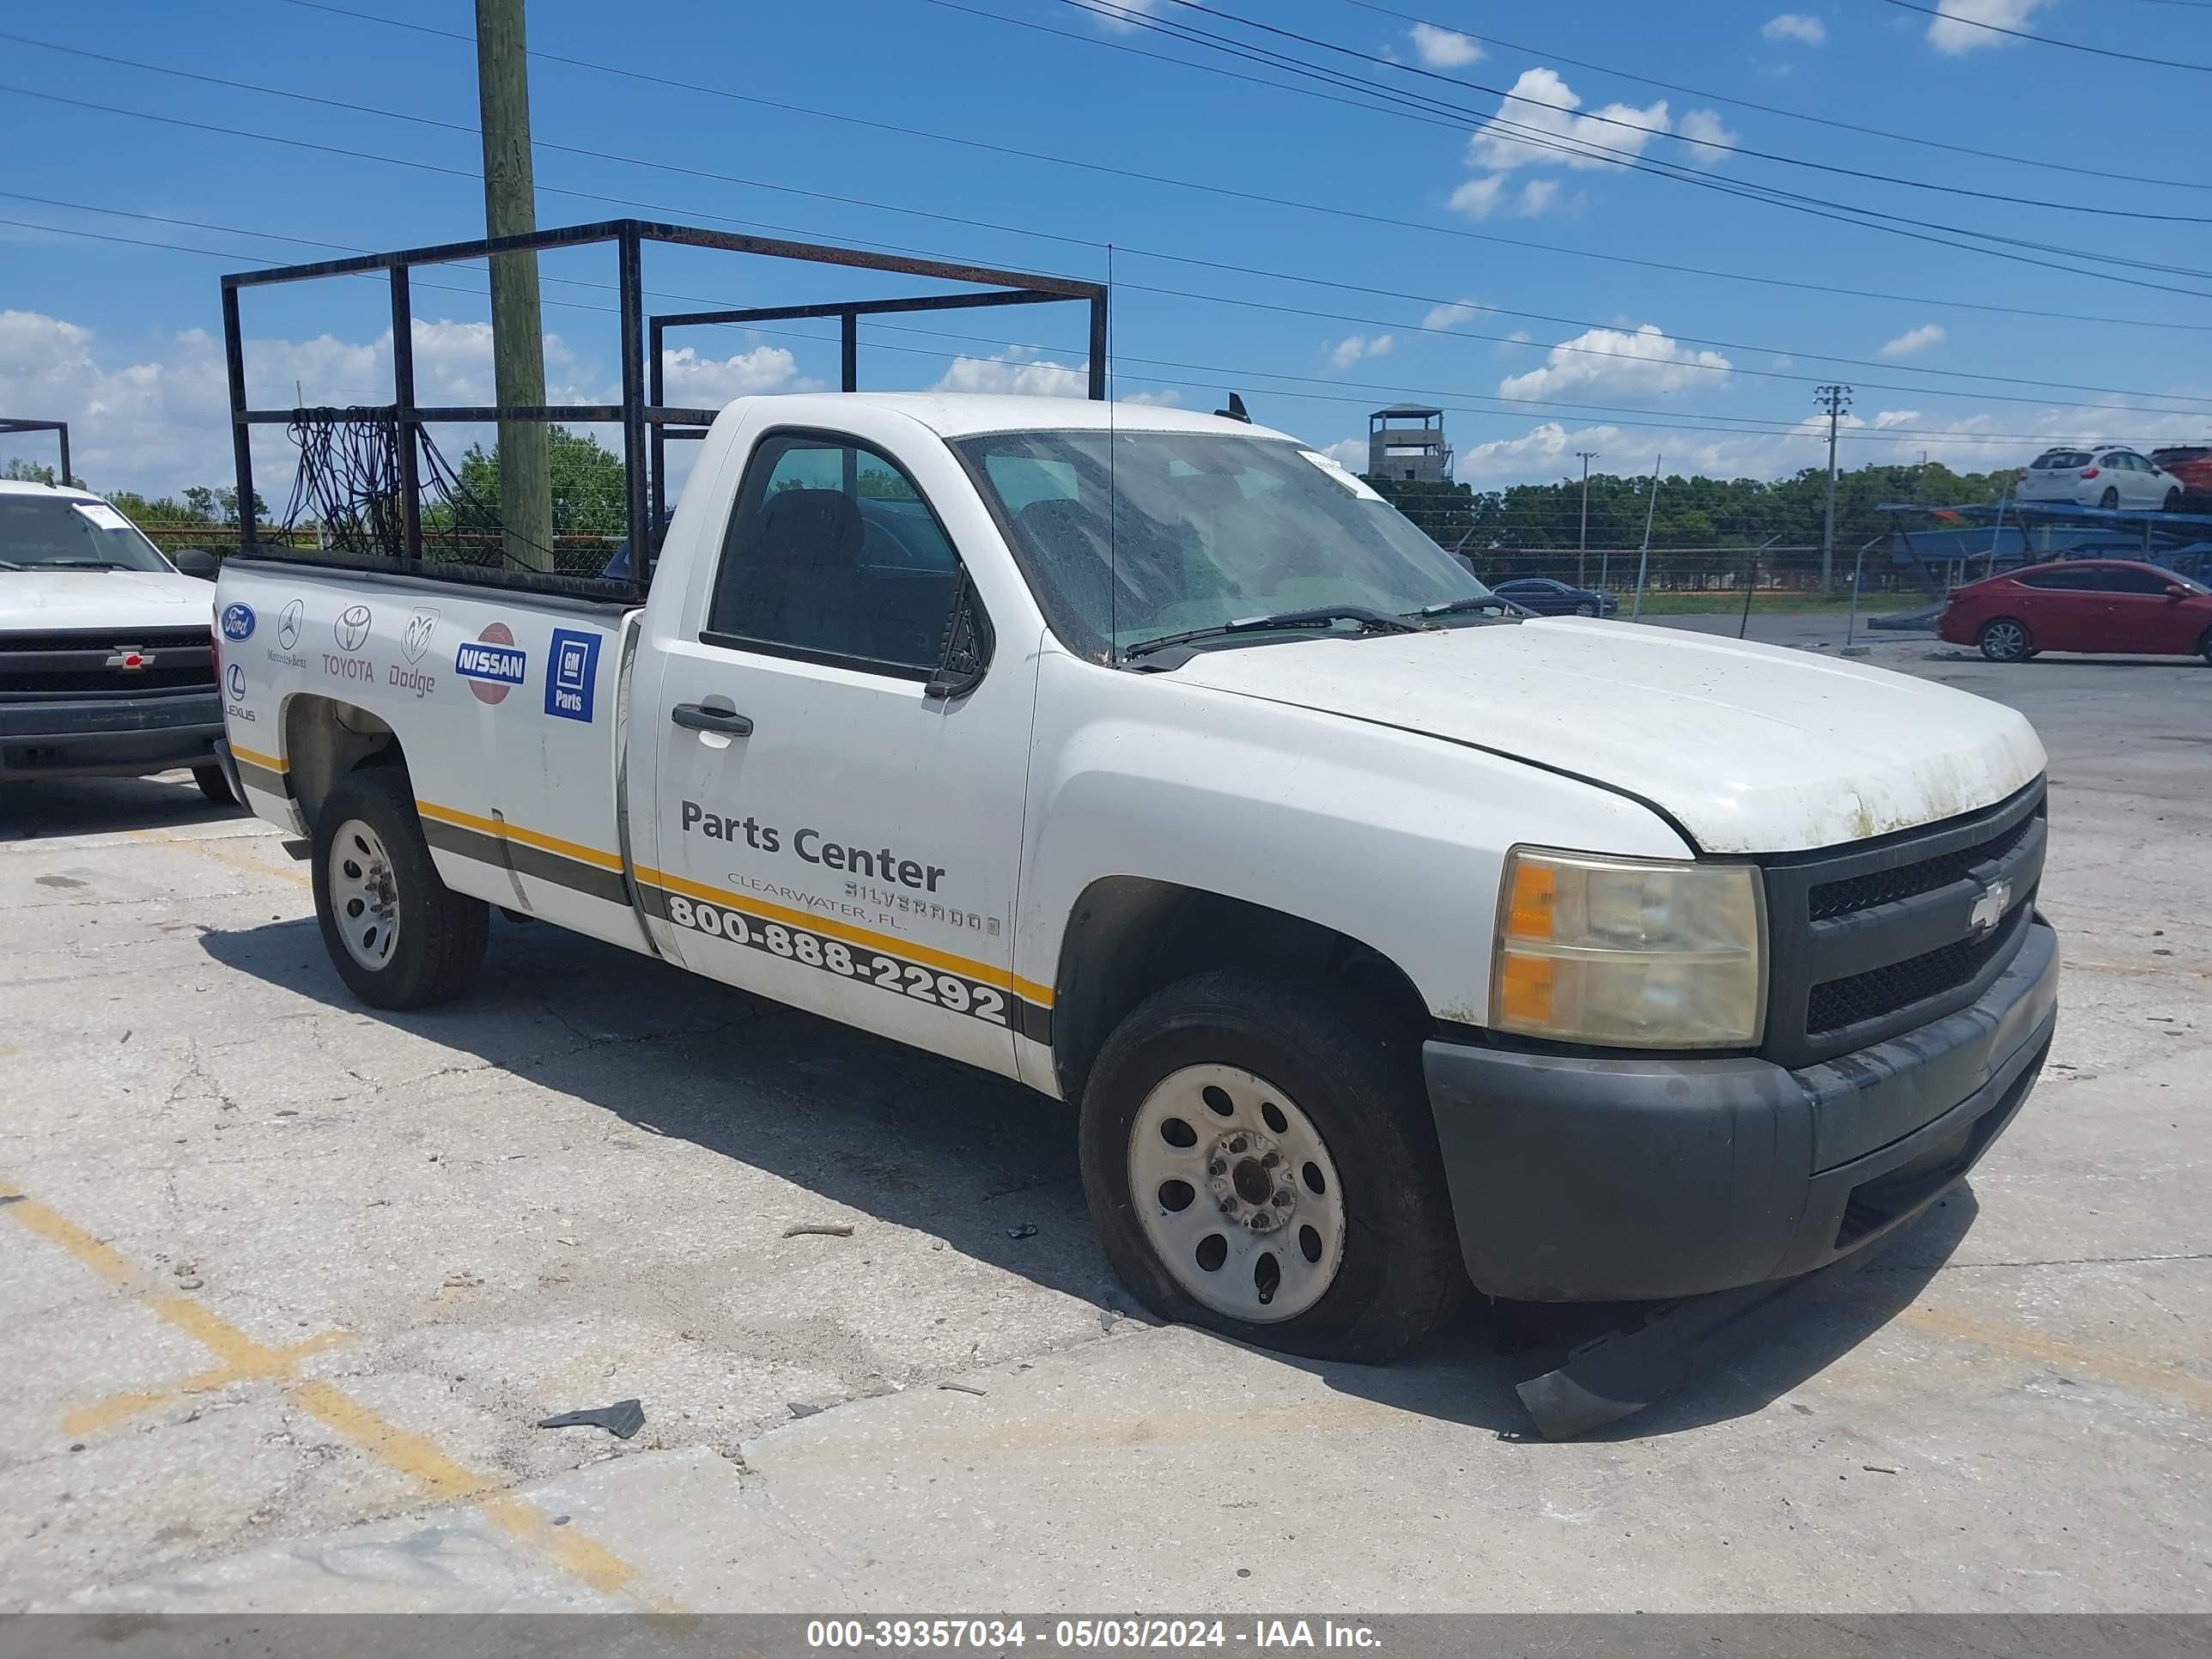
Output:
[
  {"xmin": 1876, "ymin": 0, "xmax": 2212, "ymax": 70},
  {"xmin": 1333, "ymin": 0, "xmax": 2212, "ymax": 191},
  {"xmin": 11, "ymin": 209, "xmax": 2162, "ymax": 453},
  {"xmin": 1042, "ymin": 0, "xmax": 2212, "ymax": 289},
  {"xmin": 15, "ymin": 67, "xmax": 2211, "ymax": 404},
  {"xmin": 1127, "ymin": 0, "xmax": 2212, "ymax": 223},
  {"xmin": 246, "ymin": 4, "xmax": 2212, "ymax": 330}
]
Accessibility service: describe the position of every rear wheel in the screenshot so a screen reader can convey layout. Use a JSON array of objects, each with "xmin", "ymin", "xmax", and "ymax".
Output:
[
  {"xmin": 2100, "ymin": 487, "xmax": 2119, "ymax": 509},
  {"xmin": 311, "ymin": 766, "xmax": 488, "ymax": 1009},
  {"xmin": 1978, "ymin": 617, "xmax": 2032, "ymax": 663},
  {"xmin": 1574, "ymin": 601, "xmax": 1596, "ymax": 617},
  {"xmin": 191, "ymin": 764, "xmax": 237, "ymax": 807},
  {"xmin": 1079, "ymin": 969, "xmax": 1461, "ymax": 1363}
]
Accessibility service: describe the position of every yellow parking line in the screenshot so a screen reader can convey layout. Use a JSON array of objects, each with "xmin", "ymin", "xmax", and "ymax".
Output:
[
  {"xmin": 133, "ymin": 828, "xmax": 311, "ymax": 890},
  {"xmin": 1896, "ymin": 1303, "xmax": 2212, "ymax": 1413},
  {"xmin": 0, "ymin": 1177, "xmax": 677, "ymax": 1609}
]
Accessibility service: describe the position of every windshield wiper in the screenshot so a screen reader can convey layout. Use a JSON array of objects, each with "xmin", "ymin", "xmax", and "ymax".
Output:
[
  {"xmin": 36, "ymin": 559, "xmax": 131, "ymax": 570},
  {"xmin": 1123, "ymin": 605, "xmax": 1420, "ymax": 661},
  {"xmin": 1415, "ymin": 594, "xmax": 1513, "ymax": 619},
  {"xmin": 0, "ymin": 560, "xmax": 25, "ymax": 572}
]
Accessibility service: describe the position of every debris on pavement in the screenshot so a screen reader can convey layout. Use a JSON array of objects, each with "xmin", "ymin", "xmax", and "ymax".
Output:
[
  {"xmin": 536, "ymin": 1399, "xmax": 646, "ymax": 1440},
  {"xmin": 783, "ymin": 1223, "xmax": 855, "ymax": 1238},
  {"xmin": 787, "ymin": 1401, "xmax": 824, "ymax": 1419},
  {"xmin": 1863, "ymin": 1464, "xmax": 1899, "ymax": 1475},
  {"xmin": 1100, "ymin": 1309, "xmax": 1122, "ymax": 1333},
  {"xmin": 939, "ymin": 1382, "xmax": 988, "ymax": 1397},
  {"xmin": 0, "ymin": 1194, "xmax": 24, "ymax": 1207},
  {"xmin": 1003, "ymin": 1223, "xmax": 1038, "ymax": 1240}
]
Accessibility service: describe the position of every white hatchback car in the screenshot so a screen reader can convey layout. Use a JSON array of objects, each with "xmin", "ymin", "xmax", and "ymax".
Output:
[{"xmin": 2017, "ymin": 445, "xmax": 2185, "ymax": 511}]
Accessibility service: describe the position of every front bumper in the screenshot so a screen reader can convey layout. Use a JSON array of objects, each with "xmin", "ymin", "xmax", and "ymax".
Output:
[
  {"xmin": 1424, "ymin": 917, "xmax": 2057, "ymax": 1303},
  {"xmin": 0, "ymin": 690, "xmax": 224, "ymax": 781}
]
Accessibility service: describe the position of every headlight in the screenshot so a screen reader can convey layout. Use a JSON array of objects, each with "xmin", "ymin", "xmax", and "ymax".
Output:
[{"xmin": 1492, "ymin": 848, "xmax": 1766, "ymax": 1048}]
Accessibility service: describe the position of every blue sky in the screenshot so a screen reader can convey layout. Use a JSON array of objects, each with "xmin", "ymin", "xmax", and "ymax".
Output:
[{"xmin": 3, "ymin": 0, "xmax": 2208, "ymax": 499}]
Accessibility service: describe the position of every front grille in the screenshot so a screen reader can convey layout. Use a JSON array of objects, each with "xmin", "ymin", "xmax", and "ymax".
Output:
[
  {"xmin": 0, "ymin": 628, "xmax": 215, "ymax": 699},
  {"xmin": 1759, "ymin": 778, "xmax": 2046, "ymax": 1067},
  {"xmin": 1808, "ymin": 811, "xmax": 2036, "ymax": 921},
  {"xmin": 1807, "ymin": 902, "xmax": 2027, "ymax": 1035}
]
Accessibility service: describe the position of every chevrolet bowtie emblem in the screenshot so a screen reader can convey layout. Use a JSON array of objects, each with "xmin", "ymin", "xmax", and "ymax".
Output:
[{"xmin": 1967, "ymin": 878, "xmax": 2011, "ymax": 938}]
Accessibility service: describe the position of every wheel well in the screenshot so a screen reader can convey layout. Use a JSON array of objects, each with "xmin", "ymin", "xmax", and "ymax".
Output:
[
  {"xmin": 1048, "ymin": 878, "xmax": 1431, "ymax": 1103},
  {"xmin": 283, "ymin": 694, "xmax": 404, "ymax": 828}
]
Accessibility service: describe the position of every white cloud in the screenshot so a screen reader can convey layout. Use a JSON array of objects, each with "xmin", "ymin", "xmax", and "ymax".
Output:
[
  {"xmin": 1518, "ymin": 178, "xmax": 1560, "ymax": 216},
  {"xmin": 1873, "ymin": 409, "xmax": 1922, "ymax": 428},
  {"xmin": 1328, "ymin": 333, "xmax": 1395, "ymax": 370},
  {"xmin": 1409, "ymin": 21, "xmax": 1483, "ymax": 67},
  {"xmin": 659, "ymin": 343, "xmax": 805, "ymax": 404},
  {"xmin": 1449, "ymin": 175, "xmax": 1509, "ymax": 219},
  {"xmin": 1468, "ymin": 68, "xmax": 1671, "ymax": 173},
  {"xmin": 1498, "ymin": 324, "xmax": 1731, "ymax": 401},
  {"xmin": 1926, "ymin": 0, "xmax": 2055, "ymax": 53},
  {"xmin": 1454, "ymin": 421, "xmax": 1626, "ymax": 484},
  {"xmin": 1121, "ymin": 388, "xmax": 1182, "ymax": 407},
  {"xmin": 1423, "ymin": 298, "xmax": 1486, "ymax": 331},
  {"xmin": 931, "ymin": 348, "xmax": 1089, "ymax": 397},
  {"xmin": 1762, "ymin": 13, "xmax": 1828, "ymax": 46},
  {"xmin": 1676, "ymin": 108, "xmax": 1738, "ymax": 168},
  {"xmin": 1322, "ymin": 437, "xmax": 1370, "ymax": 471},
  {"xmin": 1880, "ymin": 323, "xmax": 1947, "ymax": 358},
  {"xmin": 0, "ymin": 308, "xmax": 809, "ymax": 501}
]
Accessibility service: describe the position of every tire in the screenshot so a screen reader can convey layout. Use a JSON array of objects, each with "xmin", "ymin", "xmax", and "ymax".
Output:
[
  {"xmin": 311, "ymin": 765, "xmax": 489, "ymax": 1010},
  {"xmin": 1978, "ymin": 617, "xmax": 2032, "ymax": 663},
  {"xmin": 2166, "ymin": 489, "xmax": 2184, "ymax": 513},
  {"xmin": 191, "ymin": 764, "xmax": 237, "ymax": 807},
  {"xmin": 1079, "ymin": 969, "xmax": 1461, "ymax": 1364},
  {"xmin": 1574, "ymin": 602, "xmax": 1596, "ymax": 617},
  {"xmin": 2199, "ymin": 627, "xmax": 2212, "ymax": 666},
  {"xmin": 2100, "ymin": 487, "xmax": 2119, "ymax": 510}
]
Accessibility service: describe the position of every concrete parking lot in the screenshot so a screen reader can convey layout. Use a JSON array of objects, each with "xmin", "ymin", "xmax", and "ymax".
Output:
[{"xmin": 2, "ymin": 615, "xmax": 2207, "ymax": 1613}]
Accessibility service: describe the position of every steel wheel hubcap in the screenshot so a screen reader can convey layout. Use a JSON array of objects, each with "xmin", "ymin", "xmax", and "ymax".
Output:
[
  {"xmin": 1127, "ymin": 1063, "xmax": 1347, "ymax": 1323},
  {"xmin": 329, "ymin": 818, "xmax": 399, "ymax": 970}
]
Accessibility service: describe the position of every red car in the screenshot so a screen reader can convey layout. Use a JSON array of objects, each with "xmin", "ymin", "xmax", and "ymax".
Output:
[
  {"xmin": 2150, "ymin": 444, "xmax": 2212, "ymax": 506},
  {"xmin": 1940, "ymin": 559, "xmax": 2212, "ymax": 664}
]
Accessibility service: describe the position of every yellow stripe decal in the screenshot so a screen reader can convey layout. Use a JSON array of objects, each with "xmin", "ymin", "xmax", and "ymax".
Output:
[
  {"xmin": 229, "ymin": 742, "xmax": 289, "ymax": 774},
  {"xmin": 416, "ymin": 799, "xmax": 624, "ymax": 872},
  {"xmin": 635, "ymin": 863, "xmax": 1048, "ymax": 1006},
  {"xmin": 407, "ymin": 799, "xmax": 1048, "ymax": 1010}
]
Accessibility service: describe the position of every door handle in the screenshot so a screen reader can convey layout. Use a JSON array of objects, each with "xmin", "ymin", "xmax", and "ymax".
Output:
[{"xmin": 671, "ymin": 702, "xmax": 754, "ymax": 736}]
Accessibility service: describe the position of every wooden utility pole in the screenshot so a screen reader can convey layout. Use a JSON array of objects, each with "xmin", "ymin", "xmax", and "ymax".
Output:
[
  {"xmin": 1574, "ymin": 449, "xmax": 1599, "ymax": 588},
  {"xmin": 1815, "ymin": 383, "xmax": 1852, "ymax": 596},
  {"xmin": 477, "ymin": 0, "xmax": 553, "ymax": 571}
]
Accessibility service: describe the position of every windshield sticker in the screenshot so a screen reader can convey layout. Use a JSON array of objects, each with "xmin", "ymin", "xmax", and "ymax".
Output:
[
  {"xmin": 1295, "ymin": 450, "xmax": 1386, "ymax": 503},
  {"xmin": 72, "ymin": 502, "xmax": 133, "ymax": 532},
  {"xmin": 544, "ymin": 628, "xmax": 600, "ymax": 723}
]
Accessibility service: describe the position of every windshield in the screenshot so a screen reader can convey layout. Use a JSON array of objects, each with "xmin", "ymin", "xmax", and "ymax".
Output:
[
  {"xmin": 955, "ymin": 429, "xmax": 1493, "ymax": 658},
  {"xmin": 0, "ymin": 495, "xmax": 173, "ymax": 572}
]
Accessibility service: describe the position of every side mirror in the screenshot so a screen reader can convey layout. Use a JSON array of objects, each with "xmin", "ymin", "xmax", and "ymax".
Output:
[
  {"xmin": 924, "ymin": 574, "xmax": 993, "ymax": 702},
  {"xmin": 170, "ymin": 547, "xmax": 220, "ymax": 580},
  {"xmin": 2165, "ymin": 583, "xmax": 2191, "ymax": 599}
]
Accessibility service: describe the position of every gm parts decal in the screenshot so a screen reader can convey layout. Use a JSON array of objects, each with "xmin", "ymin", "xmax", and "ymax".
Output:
[{"xmin": 545, "ymin": 628, "xmax": 600, "ymax": 723}]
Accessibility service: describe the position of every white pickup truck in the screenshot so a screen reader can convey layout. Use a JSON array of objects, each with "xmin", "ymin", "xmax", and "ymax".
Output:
[
  {"xmin": 213, "ymin": 394, "xmax": 2057, "ymax": 1361},
  {"xmin": 3, "ymin": 479, "xmax": 234, "ymax": 801}
]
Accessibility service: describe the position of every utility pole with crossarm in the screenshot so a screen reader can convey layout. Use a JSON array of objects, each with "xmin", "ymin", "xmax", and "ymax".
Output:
[{"xmin": 1815, "ymin": 385, "xmax": 1852, "ymax": 596}]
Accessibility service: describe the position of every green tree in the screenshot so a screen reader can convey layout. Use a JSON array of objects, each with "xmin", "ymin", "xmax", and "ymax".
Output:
[{"xmin": 453, "ymin": 425, "xmax": 628, "ymax": 538}]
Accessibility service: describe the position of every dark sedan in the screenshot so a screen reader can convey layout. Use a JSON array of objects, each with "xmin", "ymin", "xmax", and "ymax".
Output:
[{"xmin": 1488, "ymin": 576, "xmax": 1619, "ymax": 617}]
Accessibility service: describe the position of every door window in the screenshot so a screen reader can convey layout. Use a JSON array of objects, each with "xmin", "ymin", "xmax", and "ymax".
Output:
[
  {"xmin": 2088, "ymin": 567, "xmax": 2173, "ymax": 594},
  {"xmin": 706, "ymin": 433, "xmax": 966, "ymax": 676}
]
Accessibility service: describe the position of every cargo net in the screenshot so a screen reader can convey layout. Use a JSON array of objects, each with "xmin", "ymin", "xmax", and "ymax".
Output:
[{"xmin": 277, "ymin": 409, "xmax": 633, "ymax": 583}]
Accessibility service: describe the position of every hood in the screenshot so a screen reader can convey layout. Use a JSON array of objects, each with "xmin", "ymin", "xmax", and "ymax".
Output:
[
  {"xmin": 1175, "ymin": 617, "xmax": 2045, "ymax": 854},
  {"xmin": 0, "ymin": 570, "xmax": 216, "ymax": 635}
]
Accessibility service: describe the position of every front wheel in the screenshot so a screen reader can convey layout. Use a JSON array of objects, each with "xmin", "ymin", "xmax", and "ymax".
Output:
[
  {"xmin": 2166, "ymin": 489, "xmax": 2184, "ymax": 513},
  {"xmin": 311, "ymin": 765, "xmax": 489, "ymax": 1010},
  {"xmin": 1978, "ymin": 617, "xmax": 2032, "ymax": 663},
  {"xmin": 1079, "ymin": 969, "xmax": 1461, "ymax": 1363},
  {"xmin": 2199, "ymin": 627, "xmax": 2212, "ymax": 666}
]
